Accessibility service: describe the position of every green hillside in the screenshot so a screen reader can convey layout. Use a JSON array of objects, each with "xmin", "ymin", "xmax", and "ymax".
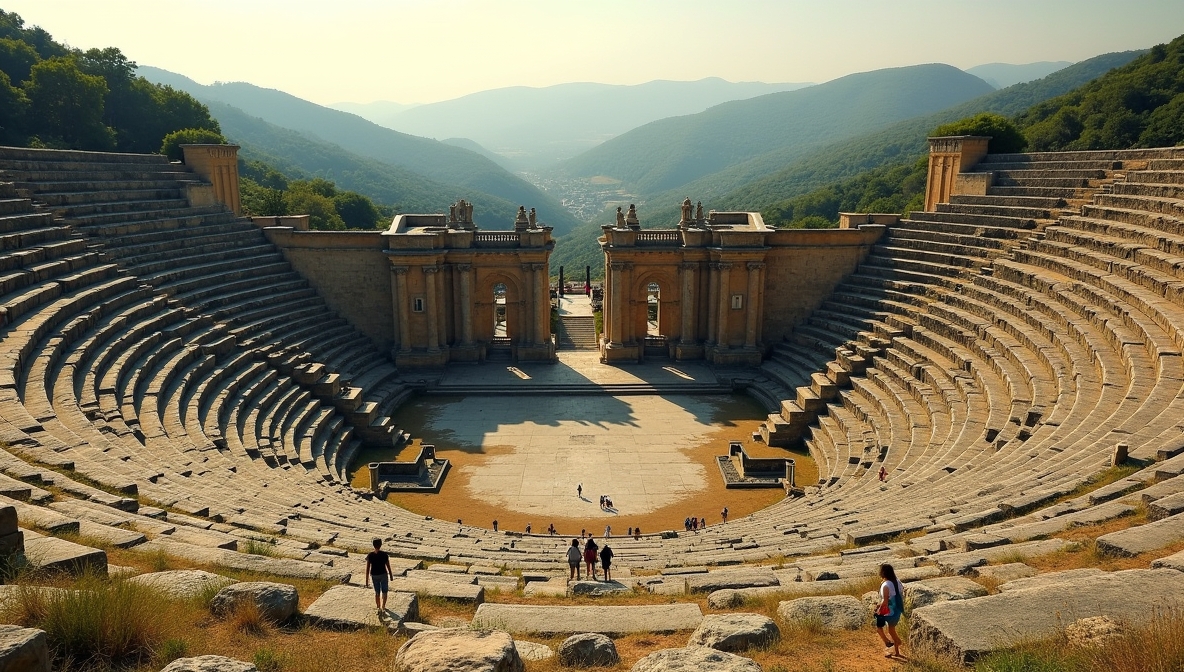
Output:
[
  {"xmin": 209, "ymin": 102, "xmax": 521, "ymax": 225},
  {"xmin": 137, "ymin": 66, "xmax": 583, "ymax": 235},
  {"xmin": 559, "ymin": 64, "xmax": 993, "ymax": 198},
  {"xmin": 1019, "ymin": 34, "xmax": 1184, "ymax": 150},
  {"xmin": 548, "ymin": 49, "xmax": 1143, "ymax": 276}
]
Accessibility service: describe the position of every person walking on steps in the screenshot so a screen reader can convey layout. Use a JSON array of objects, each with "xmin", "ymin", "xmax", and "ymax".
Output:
[
  {"xmin": 875, "ymin": 563, "xmax": 905, "ymax": 658},
  {"xmin": 600, "ymin": 543, "xmax": 614, "ymax": 582},
  {"xmin": 721, "ymin": 506, "xmax": 728, "ymax": 523},
  {"xmin": 566, "ymin": 539, "xmax": 582, "ymax": 580},
  {"xmin": 584, "ymin": 537, "xmax": 599, "ymax": 580},
  {"xmin": 577, "ymin": 483, "xmax": 583, "ymax": 499},
  {"xmin": 364, "ymin": 538, "xmax": 394, "ymax": 614}
]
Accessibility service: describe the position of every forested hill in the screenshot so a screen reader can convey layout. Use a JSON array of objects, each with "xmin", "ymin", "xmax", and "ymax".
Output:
[
  {"xmin": 138, "ymin": 67, "xmax": 583, "ymax": 235},
  {"xmin": 208, "ymin": 102, "xmax": 521, "ymax": 224},
  {"xmin": 558, "ymin": 64, "xmax": 994, "ymax": 199},
  {"xmin": 374, "ymin": 78, "xmax": 812, "ymax": 170}
]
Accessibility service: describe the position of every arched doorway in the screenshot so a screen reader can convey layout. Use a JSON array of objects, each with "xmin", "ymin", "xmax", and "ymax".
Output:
[
  {"xmin": 493, "ymin": 282, "xmax": 508, "ymax": 339},
  {"xmin": 647, "ymin": 282, "xmax": 661, "ymax": 337}
]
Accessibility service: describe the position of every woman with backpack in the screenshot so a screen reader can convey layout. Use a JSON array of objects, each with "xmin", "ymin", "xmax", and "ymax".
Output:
[{"xmin": 875, "ymin": 563, "xmax": 905, "ymax": 658}]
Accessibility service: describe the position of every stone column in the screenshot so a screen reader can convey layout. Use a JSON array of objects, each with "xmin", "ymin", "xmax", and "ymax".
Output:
[
  {"xmin": 924, "ymin": 136, "xmax": 990, "ymax": 211},
  {"xmin": 679, "ymin": 262, "xmax": 696, "ymax": 343},
  {"xmin": 533, "ymin": 263, "xmax": 549, "ymax": 344},
  {"xmin": 437, "ymin": 265, "xmax": 450, "ymax": 347},
  {"xmin": 745, "ymin": 262, "xmax": 764, "ymax": 348},
  {"xmin": 609, "ymin": 262, "xmax": 627, "ymax": 344},
  {"xmin": 422, "ymin": 266, "xmax": 440, "ymax": 352},
  {"xmin": 715, "ymin": 262, "xmax": 732, "ymax": 347},
  {"xmin": 706, "ymin": 263, "xmax": 720, "ymax": 346},
  {"xmin": 180, "ymin": 144, "xmax": 242, "ymax": 215},
  {"xmin": 391, "ymin": 266, "xmax": 411, "ymax": 352},
  {"xmin": 457, "ymin": 264, "xmax": 474, "ymax": 346},
  {"xmin": 520, "ymin": 263, "xmax": 535, "ymax": 345}
]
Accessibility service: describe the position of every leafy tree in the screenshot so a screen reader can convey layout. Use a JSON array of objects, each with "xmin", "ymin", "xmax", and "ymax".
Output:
[
  {"xmin": 0, "ymin": 69, "xmax": 27, "ymax": 143},
  {"xmin": 332, "ymin": 190, "xmax": 379, "ymax": 229},
  {"xmin": 0, "ymin": 11, "xmax": 67, "ymax": 59},
  {"xmin": 284, "ymin": 184, "xmax": 344, "ymax": 230},
  {"xmin": 0, "ymin": 37, "xmax": 38, "ymax": 84},
  {"xmin": 762, "ymin": 156, "xmax": 928, "ymax": 228},
  {"xmin": 24, "ymin": 56, "xmax": 113, "ymax": 149},
  {"xmin": 239, "ymin": 158, "xmax": 289, "ymax": 190},
  {"xmin": 160, "ymin": 127, "xmax": 227, "ymax": 161},
  {"xmin": 932, "ymin": 112, "xmax": 1028, "ymax": 153}
]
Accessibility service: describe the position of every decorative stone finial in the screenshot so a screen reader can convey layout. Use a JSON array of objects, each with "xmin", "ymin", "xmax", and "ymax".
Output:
[
  {"xmin": 528, "ymin": 207, "xmax": 537, "ymax": 228},
  {"xmin": 625, "ymin": 204, "xmax": 640, "ymax": 230},
  {"xmin": 515, "ymin": 205, "xmax": 529, "ymax": 230},
  {"xmin": 616, "ymin": 206, "xmax": 626, "ymax": 228}
]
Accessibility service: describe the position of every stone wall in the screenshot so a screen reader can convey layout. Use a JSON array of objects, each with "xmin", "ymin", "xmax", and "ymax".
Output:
[
  {"xmin": 262, "ymin": 227, "xmax": 394, "ymax": 352},
  {"xmin": 761, "ymin": 225, "xmax": 884, "ymax": 348}
]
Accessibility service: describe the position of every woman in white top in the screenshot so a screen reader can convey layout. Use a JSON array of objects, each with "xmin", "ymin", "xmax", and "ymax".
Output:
[{"xmin": 875, "ymin": 563, "xmax": 905, "ymax": 658}]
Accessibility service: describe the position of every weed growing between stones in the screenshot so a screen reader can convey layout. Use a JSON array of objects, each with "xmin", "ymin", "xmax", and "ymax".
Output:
[{"xmin": 243, "ymin": 538, "xmax": 279, "ymax": 557}]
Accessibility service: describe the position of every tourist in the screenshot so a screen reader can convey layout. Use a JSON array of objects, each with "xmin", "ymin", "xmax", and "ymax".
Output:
[
  {"xmin": 364, "ymin": 538, "xmax": 394, "ymax": 613},
  {"xmin": 549, "ymin": 523, "xmax": 556, "ymax": 535},
  {"xmin": 600, "ymin": 543, "xmax": 614, "ymax": 582},
  {"xmin": 577, "ymin": 483, "xmax": 583, "ymax": 498},
  {"xmin": 526, "ymin": 522, "xmax": 532, "ymax": 534},
  {"xmin": 599, "ymin": 494, "xmax": 605, "ymax": 509},
  {"xmin": 633, "ymin": 526, "xmax": 641, "ymax": 540},
  {"xmin": 627, "ymin": 526, "xmax": 633, "ymax": 536},
  {"xmin": 581, "ymin": 528, "xmax": 586, "ymax": 539},
  {"xmin": 721, "ymin": 506, "xmax": 728, "ymax": 522},
  {"xmin": 566, "ymin": 539, "xmax": 582, "ymax": 580},
  {"xmin": 584, "ymin": 537, "xmax": 599, "ymax": 580},
  {"xmin": 492, "ymin": 519, "xmax": 498, "ymax": 532},
  {"xmin": 879, "ymin": 466, "xmax": 888, "ymax": 482},
  {"xmin": 875, "ymin": 563, "xmax": 905, "ymax": 658},
  {"xmin": 684, "ymin": 516, "xmax": 690, "ymax": 531},
  {"xmin": 604, "ymin": 525, "xmax": 611, "ymax": 538}
]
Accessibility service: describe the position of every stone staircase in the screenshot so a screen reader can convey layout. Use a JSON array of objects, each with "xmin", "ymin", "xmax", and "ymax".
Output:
[{"xmin": 558, "ymin": 315, "xmax": 598, "ymax": 349}]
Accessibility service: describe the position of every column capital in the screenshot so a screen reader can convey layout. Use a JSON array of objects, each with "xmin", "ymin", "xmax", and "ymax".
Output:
[
  {"xmin": 422, "ymin": 266, "xmax": 440, "ymax": 274},
  {"xmin": 713, "ymin": 262, "xmax": 733, "ymax": 271},
  {"xmin": 530, "ymin": 263, "xmax": 546, "ymax": 272},
  {"xmin": 679, "ymin": 262, "xmax": 698, "ymax": 271},
  {"xmin": 455, "ymin": 263, "xmax": 472, "ymax": 273},
  {"xmin": 609, "ymin": 262, "xmax": 632, "ymax": 272},
  {"xmin": 391, "ymin": 265, "xmax": 409, "ymax": 275},
  {"xmin": 746, "ymin": 261, "xmax": 766, "ymax": 271}
]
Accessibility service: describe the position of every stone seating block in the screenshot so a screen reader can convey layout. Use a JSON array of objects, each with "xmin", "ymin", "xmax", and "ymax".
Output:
[
  {"xmin": 910, "ymin": 569, "xmax": 1184, "ymax": 663},
  {"xmin": 387, "ymin": 577, "xmax": 484, "ymax": 604},
  {"xmin": 471, "ymin": 603, "xmax": 704, "ymax": 636},
  {"xmin": 1097, "ymin": 512, "xmax": 1184, "ymax": 556},
  {"xmin": 128, "ymin": 569, "xmax": 235, "ymax": 600},
  {"xmin": 20, "ymin": 529, "xmax": 106, "ymax": 576},
  {"xmin": 0, "ymin": 625, "xmax": 49, "ymax": 672},
  {"xmin": 685, "ymin": 568, "xmax": 779, "ymax": 593},
  {"xmin": 304, "ymin": 584, "xmax": 417, "ymax": 631}
]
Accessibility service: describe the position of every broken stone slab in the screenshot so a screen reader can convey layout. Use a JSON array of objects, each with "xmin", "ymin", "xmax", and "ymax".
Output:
[
  {"xmin": 158, "ymin": 655, "xmax": 258, "ymax": 672},
  {"xmin": 405, "ymin": 569, "xmax": 478, "ymax": 585},
  {"xmin": 388, "ymin": 577, "xmax": 484, "ymax": 604},
  {"xmin": 1149, "ymin": 491, "xmax": 1184, "ymax": 520},
  {"xmin": 971, "ymin": 563, "xmax": 1037, "ymax": 583},
  {"xmin": 20, "ymin": 530, "xmax": 106, "ymax": 576},
  {"xmin": 2, "ymin": 498, "xmax": 78, "ymax": 535},
  {"xmin": 569, "ymin": 580, "xmax": 632, "ymax": 597},
  {"xmin": 928, "ymin": 538, "xmax": 1070, "ymax": 574},
  {"xmin": 648, "ymin": 581, "xmax": 687, "ymax": 596},
  {"xmin": 0, "ymin": 505, "xmax": 16, "ymax": 535},
  {"xmin": 303, "ymin": 585, "xmax": 417, "ymax": 631},
  {"xmin": 467, "ymin": 564, "xmax": 501, "ymax": 575},
  {"xmin": 684, "ymin": 568, "xmax": 779, "ymax": 593},
  {"xmin": 210, "ymin": 582, "xmax": 298, "ymax": 623},
  {"xmin": 910, "ymin": 568, "xmax": 1184, "ymax": 663},
  {"xmin": 514, "ymin": 640, "xmax": 553, "ymax": 661},
  {"xmin": 472, "ymin": 603, "xmax": 704, "ymax": 636},
  {"xmin": 904, "ymin": 577, "xmax": 988, "ymax": 610},
  {"xmin": 1097, "ymin": 512, "xmax": 1184, "ymax": 556},
  {"xmin": 78, "ymin": 520, "xmax": 145, "ymax": 548},
  {"xmin": 777, "ymin": 595, "xmax": 865, "ymax": 630},
  {"xmin": 522, "ymin": 578, "xmax": 569, "ymax": 597},
  {"xmin": 558, "ymin": 632, "xmax": 619, "ymax": 667},
  {"xmin": 1151, "ymin": 548, "xmax": 1184, "ymax": 571},
  {"xmin": 706, "ymin": 576, "xmax": 872, "ymax": 610},
  {"xmin": 996, "ymin": 568, "xmax": 1104, "ymax": 592},
  {"xmin": 128, "ymin": 570, "xmax": 235, "ymax": 600},
  {"xmin": 135, "ymin": 539, "xmax": 349, "ymax": 582},
  {"xmin": 425, "ymin": 563, "xmax": 468, "ymax": 573},
  {"xmin": 660, "ymin": 565, "xmax": 708, "ymax": 575},
  {"xmin": 629, "ymin": 646, "xmax": 761, "ymax": 672},
  {"xmin": 688, "ymin": 613, "xmax": 780, "ymax": 652},
  {"xmin": 476, "ymin": 575, "xmax": 520, "ymax": 591},
  {"xmin": 395, "ymin": 628, "xmax": 523, "ymax": 672},
  {"xmin": 0, "ymin": 624, "xmax": 49, "ymax": 672}
]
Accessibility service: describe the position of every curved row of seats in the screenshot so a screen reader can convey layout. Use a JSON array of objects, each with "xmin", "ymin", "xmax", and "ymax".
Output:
[{"xmin": 4, "ymin": 143, "xmax": 1184, "ymax": 573}]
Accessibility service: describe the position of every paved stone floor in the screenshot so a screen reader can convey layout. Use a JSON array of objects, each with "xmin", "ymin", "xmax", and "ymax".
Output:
[{"xmin": 437, "ymin": 351, "xmax": 718, "ymax": 388}]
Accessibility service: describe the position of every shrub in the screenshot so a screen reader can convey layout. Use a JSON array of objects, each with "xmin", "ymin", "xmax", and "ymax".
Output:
[
  {"xmin": 254, "ymin": 647, "xmax": 284, "ymax": 672},
  {"xmin": 932, "ymin": 112, "xmax": 1028, "ymax": 153},
  {"xmin": 160, "ymin": 127, "xmax": 227, "ymax": 161},
  {"xmin": 228, "ymin": 600, "xmax": 268, "ymax": 636},
  {"xmin": 243, "ymin": 538, "xmax": 278, "ymax": 557}
]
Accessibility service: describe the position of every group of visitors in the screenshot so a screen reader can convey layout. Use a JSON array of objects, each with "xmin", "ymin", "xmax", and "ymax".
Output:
[
  {"xmin": 599, "ymin": 494, "xmax": 615, "ymax": 510},
  {"xmin": 683, "ymin": 515, "xmax": 706, "ymax": 531},
  {"xmin": 566, "ymin": 537, "xmax": 614, "ymax": 581}
]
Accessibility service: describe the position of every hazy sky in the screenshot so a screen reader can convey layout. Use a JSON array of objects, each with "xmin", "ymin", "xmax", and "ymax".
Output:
[{"xmin": 6, "ymin": 0, "xmax": 1183, "ymax": 105}]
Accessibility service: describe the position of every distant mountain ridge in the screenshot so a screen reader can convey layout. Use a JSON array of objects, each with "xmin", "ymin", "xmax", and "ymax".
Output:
[
  {"xmin": 350, "ymin": 78, "xmax": 812, "ymax": 169},
  {"xmin": 559, "ymin": 64, "xmax": 994, "ymax": 198},
  {"xmin": 137, "ymin": 66, "xmax": 582, "ymax": 234},
  {"xmin": 965, "ymin": 61, "xmax": 1073, "ymax": 88}
]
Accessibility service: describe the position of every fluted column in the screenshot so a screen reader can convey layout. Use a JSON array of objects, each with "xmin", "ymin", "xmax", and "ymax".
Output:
[
  {"xmin": 745, "ymin": 262, "xmax": 764, "ymax": 348},
  {"xmin": 391, "ymin": 266, "xmax": 411, "ymax": 352},
  {"xmin": 706, "ymin": 262, "xmax": 719, "ymax": 346},
  {"xmin": 423, "ymin": 266, "xmax": 440, "ymax": 352},
  {"xmin": 679, "ymin": 262, "xmax": 696, "ymax": 343},
  {"xmin": 457, "ymin": 264, "xmax": 474, "ymax": 346},
  {"xmin": 520, "ymin": 264, "xmax": 535, "ymax": 346},
  {"xmin": 533, "ymin": 263, "xmax": 549, "ymax": 344},
  {"xmin": 715, "ymin": 262, "xmax": 732, "ymax": 347}
]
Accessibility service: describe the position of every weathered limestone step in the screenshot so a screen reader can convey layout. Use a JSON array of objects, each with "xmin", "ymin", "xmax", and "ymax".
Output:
[
  {"xmin": 1096, "ymin": 512, "xmax": 1184, "ymax": 556},
  {"xmin": 0, "ymin": 624, "xmax": 49, "ymax": 672},
  {"xmin": 136, "ymin": 538, "xmax": 350, "ymax": 582},
  {"xmin": 128, "ymin": 569, "xmax": 236, "ymax": 599},
  {"xmin": 20, "ymin": 529, "xmax": 107, "ymax": 575},
  {"xmin": 684, "ymin": 568, "xmax": 779, "ymax": 593},
  {"xmin": 472, "ymin": 603, "xmax": 703, "ymax": 636},
  {"xmin": 910, "ymin": 568, "xmax": 1184, "ymax": 663},
  {"xmin": 303, "ymin": 584, "xmax": 417, "ymax": 631}
]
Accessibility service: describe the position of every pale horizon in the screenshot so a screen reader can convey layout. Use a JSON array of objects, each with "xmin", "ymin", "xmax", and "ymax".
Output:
[{"xmin": 4, "ymin": 0, "xmax": 1182, "ymax": 106}]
